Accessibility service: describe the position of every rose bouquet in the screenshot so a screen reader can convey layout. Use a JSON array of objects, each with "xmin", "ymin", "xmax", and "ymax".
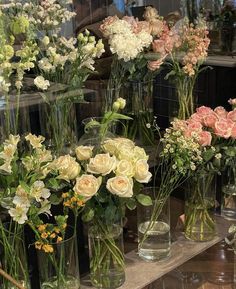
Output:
[
  {"xmin": 189, "ymin": 103, "xmax": 236, "ymax": 221},
  {"xmin": 165, "ymin": 17, "xmax": 210, "ymax": 120}
]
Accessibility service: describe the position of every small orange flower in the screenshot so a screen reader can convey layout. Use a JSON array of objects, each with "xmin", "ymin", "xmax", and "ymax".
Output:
[
  {"xmin": 50, "ymin": 233, "xmax": 56, "ymax": 239},
  {"xmin": 54, "ymin": 227, "xmax": 60, "ymax": 234},
  {"xmin": 62, "ymin": 192, "xmax": 69, "ymax": 198},
  {"xmin": 57, "ymin": 236, "xmax": 63, "ymax": 243},
  {"xmin": 42, "ymin": 244, "xmax": 54, "ymax": 253},
  {"xmin": 35, "ymin": 241, "xmax": 42, "ymax": 250},
  {"xmin": 62, "ymin": 224, "xmax": 67, "ymax": 229},
  {"xmin": 41, "ymin": 232, "xmax": 48, "ymax": 239},
  {"xmin": 38, "ymin": 224, "xmax": 47, "ymax": 232}
]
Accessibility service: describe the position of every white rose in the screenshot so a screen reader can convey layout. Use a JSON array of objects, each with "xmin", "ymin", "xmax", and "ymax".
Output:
[
  {"xmin": 87, "ymin": 153, "xmax": 116, "ymax": 176},
  {"xmin": 115, "ymin": 159, "xmax": 134, "ymax": 178},
  {"xmin": 75, "ymin": 145, "xmax": 94, "ymax": 161},
  {"xmin": 34, "ymin": 76, "xmax": 50, "ymax": 90},
  {"xmin": 134, "ymin": 159, "xmax": 152, "ymax": 183},
  {"xmin": 52, "ymin": 155, "xmax": 81, "ymax": 181},
  {"xmin": 73, "ymin": 174, "xmax": 101, "ymax": 200},
  {"xmin": 133, "ymin": 146, "xmax": 149, "ymax": 161},
  {"xmin": 106, "ymin": 176, "xmax": 133, "ymax": 198}
]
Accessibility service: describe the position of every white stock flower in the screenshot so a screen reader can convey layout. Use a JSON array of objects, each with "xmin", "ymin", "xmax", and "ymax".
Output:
[
  {"xmin": 30, "ymin": 181, "xmax": 50, "ymax": 202},
  {"xmin": 9, "ymin": 205, "xmax": 28, "ymax": 224},
  {"xmin": 34, "ymin": 76, "xmax": 50, "ymax": 90},
  {"xmin": 87, "ymin": 153, "xmax": 117, "ymax": 176},
  {"xmin": 134, "ymin": 159, "xmax": 152, "ymax": 183},
  {"xmin": 25, "ymin": 133, "xmax": 45, "ymax": 149},
  {"xmin": 73, "ymin": 174, "xmax": 101, "ymax": 200},
  {"xmin": 106, "ymin": 176, "xmax": 133, "ymax": 197},
  {"xmin": 75, "ymin": 146, "xmax": 94, "ymax": 161}
]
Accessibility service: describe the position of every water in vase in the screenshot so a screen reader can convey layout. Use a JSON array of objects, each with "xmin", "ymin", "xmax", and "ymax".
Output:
[{"xmin": 138, "ymin": 221, "xmax": 171, "ymax": 261}]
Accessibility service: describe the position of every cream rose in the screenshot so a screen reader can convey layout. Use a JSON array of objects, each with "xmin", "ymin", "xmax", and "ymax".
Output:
[
  {"xmin": 106, "ymin": 176, "xmax": 133, "ymax": 197},
  {"xmin": 53, "ymin": 155, "xmax": 81, "ymax": 181},
  {"xmin": 73, "ymin": 174, "xmax": 101, "ymax": 200},
  {"xmin": 115, "ymin": 159, "xmax": 134, "ymax": 178},
  {"xmin": 133, "ymin": 146, "xmax": 149, "ymax": 161},
  {"xmin": 134, "ymin": 159, "xmax": 152, "ymax": 183},
  {"xmin": 75, "ymin": 145, "xmax": 94, "ymax": 161},
  {"xmin": 87, "ymin": 153, "xmax": 116, "ymax": 176}
]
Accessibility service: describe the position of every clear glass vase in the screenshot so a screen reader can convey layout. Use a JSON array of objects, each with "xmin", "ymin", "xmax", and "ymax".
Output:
[
  {"xmin": 221, "ymin": 163, "xmax": 236, "ymax": 220},
  {"xmin": 88, "ymin": 218, "xmax": 125, "ymax": 289},
  {"xmin": 137, "ymin": 187, "xmax": 171, "ymax": 262},
  {"xmin": 39, "ymin": 86, "xmax": 80, "ymax": 155},
  {"xmin": 37, "ymin": 227, "xmax": 80, "ymax": 289},
  {"xmin": 184, "ymin": 173, "xmax": 216, "ymax": 242},
  {"xmin": 0, "ymin": 222, "xmax": 30, "ymax": 289},
  {"xmin": 123, "ymin": 81, "xmax": 155, "ymax": 146},
  {"xmin": 78, "ymin": 117, "xmax": 116, "ymax": 149}
]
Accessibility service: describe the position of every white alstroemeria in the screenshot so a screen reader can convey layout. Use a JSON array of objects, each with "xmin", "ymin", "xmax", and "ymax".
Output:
[
  {"xmin": 13, "ymin": 185, "xmax": 30, "ymax": 207},
  {"xmin": 25, "ymin": 133, "xmax": 45, "ymax": 149},
  {"xmin": 34, "ymin": 76, "xmax": 50, "ymax": 90},
  {"xmin": 0, "ymin": 144, "xmax": 17, "ymax": 161},
  {"xmin": 0, "ymin": 161, "xmax": 12, "ymax": 174},
  {"xmin": 38, "ymin": 199, "xmax": 52, "ymax": 216},
  {"xmin": 30, "ymin": 181, "xmax": 50, "ymax": 202},
  {"xmin": 9, "ymin": 205, "xmax": 28, "ymax": 224}
]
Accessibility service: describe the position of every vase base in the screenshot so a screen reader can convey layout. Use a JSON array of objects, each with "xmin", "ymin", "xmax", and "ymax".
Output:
[
  {"xmin": 221, "ymin": 208, "xmax": 236, "ymax": 220},
  {"xmin": 90, "ymin": 270, "xmax": 125, "ymax": 289},
  {"xmin": 41, "ymin": 276, "xmax": 80, "ymax": 289}
]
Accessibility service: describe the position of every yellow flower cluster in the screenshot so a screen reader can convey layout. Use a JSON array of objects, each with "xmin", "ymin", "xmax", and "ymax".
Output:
[
  {"xmin": 62, "ymin": 192, "xmax": 85, "ymax": 209},
  {"xmin": 35, "ymin": 223, "xmax": 66, "ymax": 253}
]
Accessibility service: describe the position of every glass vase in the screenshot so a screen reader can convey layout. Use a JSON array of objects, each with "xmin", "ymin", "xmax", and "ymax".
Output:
[
  {"xmin": 88, "ymin": 218, "xmax": 125, "ymax": 289},
  {"xmin": 137, "ymin": 187, "xmax": 171, "ymax": 262},
  {"xmin": 78, "ymin": 117, "xmax": 116, "ymax": 149},
  {"xmin": 39, "ymin": 86, "xmax": 80, "ymax": 155},
  {"xmin": 221, "ymin": 163, "xmax": 236, "ymax": 220},
  {"xmin": 174, "ymin": 76, "xmax": 196, "ymax": 120},
  {"xmin": 0, "ymin": 222, "xmax": 30, "ymax": 289},
  {"xmin": 123, "ymin": 81, "xmax": 155, "ymax": 146},
  {"xmin": 37, "ymin": 227, "xmax": 80, "ymax": 289},
  {"xmin": 184, "ymin": 173, "xmax": 216, "ymax": 242}
]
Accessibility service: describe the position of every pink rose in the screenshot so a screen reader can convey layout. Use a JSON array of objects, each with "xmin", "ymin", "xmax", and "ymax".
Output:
[
  {"xmin": 198, "ymin": 131, "xmax": 212, "ymax": 146},
  {"xmin": 183, "ymin": 129, "xmax": 192, "ymax": 138},
  {"xmin": 196, "ymin": 106, "xmax": 213, "ymax": 116},
  {"xmin": 231, "ymin": 124, "xmax": 236, "ymax": 138},
  {"xmin": 147, "ymin": 58, "xmax": 165, "ymax": 71},
  {"xmin": 172, "ymin": 119, "xmax": 187, "ymax": 131},
  {"xmin": 227, "ymin": 109, "xmax": 236, "ymax": 122},
  {"xmin": 190, "ymin": 112, "xmax": 203, "ymax": 123},
  {"xmin": 187, "ymin": 120, "xmax": 202, "ymax": 132},
  {"xmin": 203, "ymin": 113, "xmax": 218, "ymax": 128},
  {"xmin": 214, "ymin": 119, "xmax": 234, "ymax": 139},
  {"xmin": 214, "ymin": 106, "xmax": 228, "ymax": 119}
]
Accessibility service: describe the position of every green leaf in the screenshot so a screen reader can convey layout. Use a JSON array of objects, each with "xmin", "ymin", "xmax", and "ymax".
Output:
[
  {"xmin": 82, "ymin": 208, "xmax": 95, "ymax": 222},
  {"xmin": 49, "ymin": 194, "xmax": 61, "ymax": 205},
  {"xmin": 109, "ymin": 112, "xmax": 133, "ymax": 121},
  {"xmin": 126, "ymin": 198, "xmax": 136, "ymax": 210},
  {"xmin": 48, "ymin": 178, "xmax": 60, "ymax": 190},
  {"xmin": 136, "ymin": 194, "xmax": 153, "ymax": 206},
  {"xmin": 225, "ymin": 147, "xmax": 236, "ymax": 157}
]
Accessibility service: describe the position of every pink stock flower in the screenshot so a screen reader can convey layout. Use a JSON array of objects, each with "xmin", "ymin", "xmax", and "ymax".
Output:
[
  {"xmin": 227, "ymin": 109, "xmax": 236, "ymax": 122},
  {"xmin": 152, "ymin": 39, "xmax": 166, "ymax": 55},
  {"xmin": 214, "ymin": 118, "xmax": 234, "ymax": 139},
  {"xmin": 198, "ymin": 131, "xmax": 212, "ymax": 146},
  {"xmin": 214, "ymin": 106, "xmax": 228, "ymax": 118},
  {"xmin": 147, "ymin": 59, "xmax": 164, "ymax": 71}
]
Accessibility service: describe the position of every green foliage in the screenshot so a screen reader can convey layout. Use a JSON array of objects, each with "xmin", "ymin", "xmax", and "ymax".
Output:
[{"xmin": 136, "ymin": 194, "xmax": 153, "ymax": 206}]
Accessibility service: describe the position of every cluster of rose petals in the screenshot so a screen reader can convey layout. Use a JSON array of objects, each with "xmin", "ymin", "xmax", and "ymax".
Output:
[{"xmin": 185, "ymin": 105, "xmax": 236, "ymax": 143}]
